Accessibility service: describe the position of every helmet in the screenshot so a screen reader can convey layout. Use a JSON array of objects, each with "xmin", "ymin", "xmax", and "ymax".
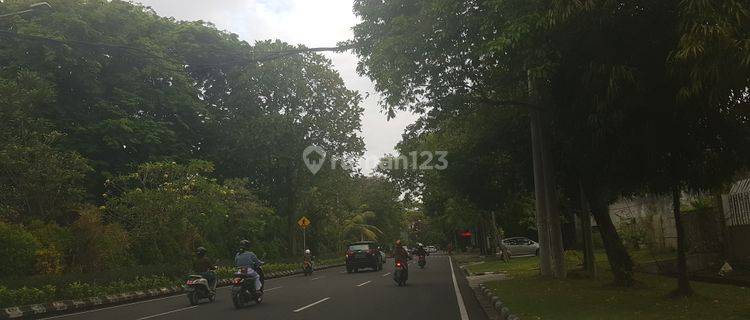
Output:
[
  {"xmin": 240, "ymin": 239, "xmax": 250, "ymax": 250},
  {"xmin": 305, "ymin": 249, "xmax": 311, "ymax": 254},
  {"xmin": 196, "ymin": 247, "xmax": 207, "ymax": 256}
]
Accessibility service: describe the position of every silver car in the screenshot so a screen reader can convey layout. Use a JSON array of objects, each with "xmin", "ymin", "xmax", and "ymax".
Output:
[{"xmin": 501, "ymin": 237, "xmax": 540, "ymax": 256}]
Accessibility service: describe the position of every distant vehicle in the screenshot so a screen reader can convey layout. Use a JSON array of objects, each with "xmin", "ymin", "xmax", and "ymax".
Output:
[
  {"xmin": 426, "ymin": 245, "xmax": 438, "ymax": 253},
  {"xmin": 345, "ymin": 241, "xmax": 384, "ymax": 273},
  {"xmin": 417, "ymin": 254, "xmax": 426, "ymax": 268},
  {"xmin": 501, "ymin": 237, "xmax": 540, "ymax": 256}
]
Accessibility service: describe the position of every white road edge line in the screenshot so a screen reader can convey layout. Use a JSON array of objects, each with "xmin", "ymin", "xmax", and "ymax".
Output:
[
  {"xmin": 310, "ymin": 276, "xmax": 324, "ymax": 281},
  {"xmin": 293, "ymin": 297, "xmax": 331, "ymax": 313},
  {"xmin": 449, "ymin": 256, "xmax": 470, "ymax": 320},
  {"xmin": 41, "ymin": 284, "xmax": 280, "ymax": 320},
  {"xmin": 39, "ymin": 294, "xmax": 185, "ymax": 319},
  {"xmin": 382, "ymin": 272, "xmax": 391, "ymax": 277},
  {"xmin": 356, "ymin": 280, "xmax": 371, "ymax": 287},
  {"xmin": 135, "ymin": 306, "xmax": 197, "ymax": 320}
]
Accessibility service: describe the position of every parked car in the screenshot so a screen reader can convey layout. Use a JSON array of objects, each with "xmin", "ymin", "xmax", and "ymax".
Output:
[
  {"xmin": 345, "ymin": 241, "xmax": 384, "ymax": 273},
  {"xmin": 426, "ymin": 245, "xmax": 438, "ymax": 253},
  {"xmin": 501, "ymin": 237, "xmax": 540, "ymax": 256}
]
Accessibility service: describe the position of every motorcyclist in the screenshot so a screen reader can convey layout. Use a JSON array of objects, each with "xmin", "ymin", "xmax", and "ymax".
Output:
[
  {"xmin": 193, "ymin": 247, "xmax": 217, "ymax": 291},
  {"xmin": 303, "ymin": 249, "xmax": 314, "ymax": 269},
  {"xmin": 393, "ymin": 240, "xmax": 409, "ymax": 277},
  {"xmin": 234, "ymin": 240, "xmax": 263, "ymax": 292},
  {"xmin": 415, "ymin": 243, "xmax": 427, "ymax": 257}
]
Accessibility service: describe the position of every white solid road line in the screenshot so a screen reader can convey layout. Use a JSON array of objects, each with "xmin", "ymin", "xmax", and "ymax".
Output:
[
  {"xmin": 382, "ymin": 272, "xmax": 391, "ymax": 277},
  {"xmin": 293, "ymin": 297, "xmax": 331, "ymax": 313},
  {"xmin": 135, "ymin": 306, "xmax": 197, "ymax": 320},
  {"xmin": 356, "ymin": 280, "xmax": 371, "ymax": 287},
  {"xmin": 310, "ymin": 276, "xmax": 324, "ymax": 281},
  {"xmin": 449, "ymin": 256, "xmax": 470, "ymax": 320},
  {"xmin": 265, "ymin": 286, "xmax": 283, "ymax": 291}
]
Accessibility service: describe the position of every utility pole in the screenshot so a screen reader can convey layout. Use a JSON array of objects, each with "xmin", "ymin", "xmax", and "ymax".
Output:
[
  {"xmin": 541, "ymin": 111, "xmax": 567, "ymax": 279},
  {"xmin": 528, "ymin": 70, "xmax": 566, "ymax": 278},
  {"xmin": 529, "ymin": 70, "xmax": 553, "ymax": 277},
  {"xmin": 530, "ymin": 108, "xmax": 552, "ymax": 276}
]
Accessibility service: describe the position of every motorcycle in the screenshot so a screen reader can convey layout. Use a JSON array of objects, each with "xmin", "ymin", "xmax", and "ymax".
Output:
[
  {"xmin": 393, "ymin": 260, "xmax": 408, "ymax": 286},
  {"xmin": 231, "ymin": 265, "xmax": 265, "ymax": 308},
  {"xmin": 417, "ymin": 254, "xmax": 426, "ymax": 269},
  {"xmin": 303, "ymin": 260, "xmax": 313, "ymax": 276},
  {"xmin": 185, "ymin": 269, "xmax": 217, "ymax": 305}
]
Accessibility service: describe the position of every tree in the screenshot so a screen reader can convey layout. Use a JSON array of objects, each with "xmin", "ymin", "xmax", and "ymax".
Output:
[
  {"xmin": 0, "ymin": 71, "xmax": 91, "ymax": 224},
  {"xmin": 341, "ymin": 211, "xmax": 383, "ymax": 242}
]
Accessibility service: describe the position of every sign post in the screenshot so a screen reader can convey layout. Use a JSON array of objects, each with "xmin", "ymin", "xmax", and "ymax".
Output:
[{"xmin": 297, "ymin": 216, "xmax": 311, "ymax": 251}]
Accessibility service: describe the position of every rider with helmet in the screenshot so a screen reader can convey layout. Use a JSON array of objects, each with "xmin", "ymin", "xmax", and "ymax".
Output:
[
  {"xmin": 234, "ymin": 240, "xmax": 264, "ymax": 292},
  {"xmin": 303, "ymin": 248, "xmax": 314, "ymax": 272},
  {"xmin": 393, "ymin": 240, "xmax": 409, "ymax": 275},
  {"xmin": 193, "ymin": 247, "xmax": 217, "ymax": 291}
]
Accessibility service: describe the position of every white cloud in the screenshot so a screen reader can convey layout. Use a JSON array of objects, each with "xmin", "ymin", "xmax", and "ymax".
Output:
[{"xmin": 134, "ymin": 0, "xmax": 418, "ymax": 174}]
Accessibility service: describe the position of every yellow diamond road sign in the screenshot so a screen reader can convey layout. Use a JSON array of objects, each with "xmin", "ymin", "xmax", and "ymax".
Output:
[{"xmin": 297, "ymin": 216, "xmax": 311, "ymax": 229}]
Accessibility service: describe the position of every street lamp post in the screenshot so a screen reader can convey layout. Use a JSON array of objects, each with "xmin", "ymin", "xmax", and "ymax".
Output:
[{"xmin": 0, "ymin": 2, "xmax": 52, "ymax": 19}]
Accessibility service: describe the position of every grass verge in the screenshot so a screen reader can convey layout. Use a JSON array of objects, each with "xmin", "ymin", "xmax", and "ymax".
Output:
[{"xmin": 468, "ymin": 252, "xmax": 750, "ymax": 319}]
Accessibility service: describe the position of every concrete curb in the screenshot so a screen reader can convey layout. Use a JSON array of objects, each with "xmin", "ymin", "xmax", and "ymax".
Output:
[
  {"xmin": 477, "ymin": 283, "xmax": 520, "ymax": 320},
  {"xmin": 469, "ymin": 271, "xmax": 504, "ymax": 277},
  {"xmin": 1, "ymin": 263, "xmax": 345, "ymax": 319}
]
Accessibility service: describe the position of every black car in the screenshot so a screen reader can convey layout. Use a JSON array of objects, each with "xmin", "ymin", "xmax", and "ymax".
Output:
[{"xmin": 345, "ymin": 241, "xmax": 383, "ymax": 273}]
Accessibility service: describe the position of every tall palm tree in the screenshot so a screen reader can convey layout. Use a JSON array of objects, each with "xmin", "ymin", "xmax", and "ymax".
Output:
[{"xmin": 341, "ymin": 211, "xmax": 383, "ymax": 242}]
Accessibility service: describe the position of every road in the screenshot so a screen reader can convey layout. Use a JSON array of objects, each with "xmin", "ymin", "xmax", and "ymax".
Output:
[{"xmin": 41, "ymin": 254, "xmax": 488, "ymax": 320}]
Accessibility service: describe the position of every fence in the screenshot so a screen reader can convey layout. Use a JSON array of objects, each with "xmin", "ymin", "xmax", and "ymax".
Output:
[
  {"xmin": 723, "ymin": 191, "xmax": 750, "ymax": 227},
  {"xmin": 722, "ymin": 180, "xmax": 750, "ymax": 262}
]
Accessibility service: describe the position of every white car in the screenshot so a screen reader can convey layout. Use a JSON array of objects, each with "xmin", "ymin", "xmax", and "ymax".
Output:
[
  {"xmin": 426, "ymin": 245, "xmax": 438, "ymax": 253},
  {"xmin": 501, "ymin": 237, "xmax": 540, "ymax": 256}
]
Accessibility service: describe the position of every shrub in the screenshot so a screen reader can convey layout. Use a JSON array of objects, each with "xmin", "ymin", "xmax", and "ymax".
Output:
[
  {"xmin": 27, "ymin": 221, "xmax": 73, "ymax": 274},
  {"xmin": 68, "ymin": 207, "xmax": 131, "ymax": 273},
  {"xmin": 35, "ymin": 247, "xmax": 64, "ymax": 275},
  {"xmin": 0, "ymin": 222, "xmax": 40, "ymax": 276}
]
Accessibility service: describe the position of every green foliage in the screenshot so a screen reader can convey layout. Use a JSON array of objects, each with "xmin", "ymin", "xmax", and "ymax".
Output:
[
  {"xmin": 0, "ymin": 275, "xmax": 176, "ymax": 308},
  {"xmin": 0, "ymin": 222, "xmax": 40, "ymax": 277},
  {"xmin": 0, "ymin": 0, "xmax": 400, "ymax": 305},
  {"xmin": 0, "ymin": 72, "xmax": 92, "ymax": 223},
  {"xmin": 68, "ymin": 207, "xmax": 131, "ymax": 273},
  {"xmin": 105, "ymin": 161, "xmax": 278, "ymax": 264}
]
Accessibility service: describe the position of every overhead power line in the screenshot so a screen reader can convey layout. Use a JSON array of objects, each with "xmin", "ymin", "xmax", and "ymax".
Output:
[{"xmin": 0, "ymin": 30, "xmax": 358, "ymax": 70}]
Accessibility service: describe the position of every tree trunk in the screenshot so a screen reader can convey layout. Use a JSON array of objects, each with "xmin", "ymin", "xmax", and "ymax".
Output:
[
  {"xmin": 530, "ymin": 108, "xmax": 553, "ymax": 277},
  {"xmin": 671, "ymin": 187, "xmax": 694, "ymax": 297},
  {"xmin": 588, "ymin": 187, "xmax": 635, "ymax": 286},
  {"xmin": 578, "ymin": 182, "xmax": 597, "ymax": 278},
  {"xmin": 490, "ymin": 211, "xmax": 500, "ymax": 256}
]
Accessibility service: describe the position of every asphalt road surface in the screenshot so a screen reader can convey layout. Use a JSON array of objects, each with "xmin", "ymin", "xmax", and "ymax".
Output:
[{"xmin": 41, "ymin": 254, "xmax": 488, "ymax": 320}]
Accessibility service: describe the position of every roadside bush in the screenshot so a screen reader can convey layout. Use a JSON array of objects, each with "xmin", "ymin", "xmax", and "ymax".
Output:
[
  {"xmin": 0, "ymin": 222, "xmax": 40, "ymax": 276},
  {"xmin": 68, "ymin": 207, "xmax": 131, "ymax": 273},
  {"xmin": 27, "ymin": 221, "xmax": 73, "ymax": 274},
  {"xmin": 35, "ymin": 247, "xmax": 64, "ymax": 275}
]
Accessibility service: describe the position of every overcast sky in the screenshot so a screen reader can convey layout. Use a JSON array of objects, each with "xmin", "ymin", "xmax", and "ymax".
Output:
[{"xmin": 132, "ymin": 0, "xmax": 418, "ymax": 174}]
